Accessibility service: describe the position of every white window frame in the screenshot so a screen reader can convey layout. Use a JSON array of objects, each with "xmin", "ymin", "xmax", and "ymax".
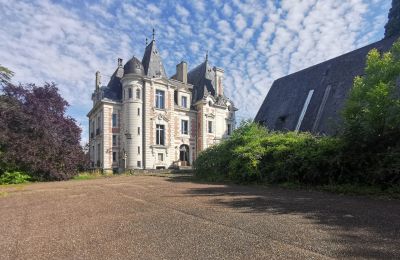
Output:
[
  {"xmin": 155, "ymin": 89, "xmax": 165, "ymax": 109},
  {"xmin": 181, "ymin": 95, "xmax": 187, "ymax": 108},
  {"xmin": 181, "ymin": 119, "xmax": 189, "ymax": 135},
  {"xmin": 156, "ymin": 124, "xmax": 165, "ymax": 145}
]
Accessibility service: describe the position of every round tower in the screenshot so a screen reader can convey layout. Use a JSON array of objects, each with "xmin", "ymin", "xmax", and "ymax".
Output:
[{"xmin": 121, "ymin": 56, "xmax": 144, "ymax": 169}]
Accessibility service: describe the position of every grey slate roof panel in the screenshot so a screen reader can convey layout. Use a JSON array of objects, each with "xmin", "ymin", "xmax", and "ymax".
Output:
[
  {"xmin": 187, "ymin": 61, "xmax": 216, "ymax": 103},
  {"xmin": 142, "ymin": 40, "xmax": 167, "ymax": 78},
  {"xmin": 124, "ymin": 56, "xmax": 145, "ymax": 76},
  {"xmin": 101, "ymin": 68, "xmax": 122, "ymax": 101},
  {"xmin": 254, "ymin": 35, "xmax": 399, "ymax": 135}
]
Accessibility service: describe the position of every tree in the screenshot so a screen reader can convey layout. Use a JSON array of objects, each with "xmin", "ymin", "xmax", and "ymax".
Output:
[
  {"xmin": 385, "ymin": 0, "xmax": 400, "ymax": 39},
  {"xmin": 342, "ymin": 39, "xmax": 400, "ymax": 148},
  {"xmin": 0, "ymin": 82, "xmax": 86, "ymax": 180},
  {"xmin": 0, "ymin": 65, "xmax": 14, "ymax": 87}
]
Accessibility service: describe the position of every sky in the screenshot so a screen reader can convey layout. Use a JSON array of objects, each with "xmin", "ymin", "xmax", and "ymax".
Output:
[{"xmin": 0, "ymin": 0, "xmax": 392, "ymax": 144}]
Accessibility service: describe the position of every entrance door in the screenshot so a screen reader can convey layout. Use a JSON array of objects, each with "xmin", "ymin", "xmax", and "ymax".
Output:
[{"xmin": 179, "ymin": 145, "xmax": 190, "ymax": 166}]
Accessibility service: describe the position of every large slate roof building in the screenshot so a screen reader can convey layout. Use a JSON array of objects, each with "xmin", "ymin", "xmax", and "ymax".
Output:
[
  {"xmin": 87, "ymin": 32, "xmax": 237, "ymax": 172},
  {"xmin": 255, "ymin": 2, "xmax": 400, "ymax": 135}
]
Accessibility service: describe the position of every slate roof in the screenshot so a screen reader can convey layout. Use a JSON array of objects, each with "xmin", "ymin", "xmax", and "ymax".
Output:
[
  {"xmin": 254, "ymin": 35, "xmax": 400, "ymax": 135},
  {"xmin": 187, "ymin": 60, "xmax": 216, "ymax": 103},
  {"xmin": 124, "ymin": 56, "xmax": 144, "ymax": 76},
  {"xmin": 142, "ymin": 40, "xmax": 167, "ymax": 78},
  {"xmin": 100, "ymin": 68, "xmax": 123, "ymax": 101}
]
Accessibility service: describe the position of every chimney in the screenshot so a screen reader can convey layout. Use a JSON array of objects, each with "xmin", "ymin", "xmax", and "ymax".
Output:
[
  {"xmin": 116, "ymin": 58, "xmax": 124, "ymax": 78},
  {"xmin": 95, "ymin": 71, "xmax": 101, "ymax": 90},
  {"xmin": 176, "ymin": 61, "xmax": 187, "ymax": 84},
  {"xmin": 213, "ymin": 66, "xmax": 224, "ymax": 96}
]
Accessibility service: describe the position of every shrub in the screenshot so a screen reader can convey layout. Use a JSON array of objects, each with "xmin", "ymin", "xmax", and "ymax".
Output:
[
  {"xmin": 194, "ymin": 122, "xmax": 343, "ymax": 185},
  {"xmin": 261, "ymin": 132, "xmax": 343, "ymax": 185},
  {"xmin": 0, "ymin": 170, "xmax": 30, "ymax": 184}
]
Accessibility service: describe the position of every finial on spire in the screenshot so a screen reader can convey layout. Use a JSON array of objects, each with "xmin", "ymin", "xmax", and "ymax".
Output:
[
  {"xmin": 152, "ymin": 28, "xmax": 155, "ymax": 41},
  {"xmin": 145, "ymin": 37, "xmax": 148, "ymax": 46},
  {"xmin": 205, "ymin": 50, "xmax": 208, "ymax": 62}
]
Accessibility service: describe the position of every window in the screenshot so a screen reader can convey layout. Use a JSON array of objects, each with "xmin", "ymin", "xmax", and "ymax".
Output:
[
  {"xmin": 138, "ymin": 127, "xmax": 140, "ymax": 135},
  {"xmin": 97, "ymin": 143, "xmax": 101, "ymax": 165},
  {"xmin": 138, "ymin": 146, "xmax": 140, "ymax": 154},
  {"xmin": 112, "ymin": 135, "xmax": 117, "ymax": 146},
  {"xmin": 227, "ymin": 124, "xmax": 232, "ymax": 135},
  {"xmin": 91, "ymin": 121, "xmax": 94, "ymax": 138},
  {"xmin": 96, "ymin": 116, "xmax": 101, "ymax": 135},
  {"xmin": 112, "ymin": 113, "xmax": 117, "ymax": 127},
  {"xmin": 181, "ymin": 120, "xmax": 188, "ymax": 135},
  {"xmin": 156, "ymin": 124, "xmax": 165, "ymax": 145},
  {"xmin": 295, "ymin": 89, "xmax": 314, "ymax": 132},
  {"xmin": 208, "ymin": 121, "xmax": 213, "ymax": 133},
  {"xmin": 136, "ymin": 89, "xmax": 141, "ymax": 99},
  {"xmin": 155, "ymin": 89, "xmax": 165, "ymax": 109},
  {"xmin": 181, "ymin": 96, "xmax": 187, "ymax": 108},
  {"xmin": 137, "ymin": 161, "xmax": 141, "ymax": 167},
  {"xmin": 128, "ymin": 88, "xmax": 132, "ymax": 99},
  {"xmin": 112, "ymin": 152, "xmax": 117, "ymax": 162},
  {"xmin": 137, "ymin": 108, "xmax": 140, "ymax": 116},
  {"xmin": 158, "ymin": 153, "xmax": 164, "ymax": 161}
]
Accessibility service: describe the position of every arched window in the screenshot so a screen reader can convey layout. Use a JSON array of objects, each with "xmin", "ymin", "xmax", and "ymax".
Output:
[{"xmin": 136, "ymin": 88, "xmax": 141, "ymax": 99}]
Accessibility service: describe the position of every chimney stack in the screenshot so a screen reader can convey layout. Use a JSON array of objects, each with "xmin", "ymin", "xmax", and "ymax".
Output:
[
  {"xmin": 176, "ymin": 61, "xmax": 187, "ymax": 84},
  {"xmin": 213, "ymin": 66, "xmax": 224, "ymax": 96},
  {"xmin": 116, "ymin": 58, "xmax": 124, "ymax": 78},
  {"xmin": 95, "ymin": 71, "xmax": 101, "ymax": 90}
]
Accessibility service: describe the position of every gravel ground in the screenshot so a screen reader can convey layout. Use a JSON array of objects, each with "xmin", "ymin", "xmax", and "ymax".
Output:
[{"xmin": 0, "ymin": 174, "xmax": 399, "ymax": 259}]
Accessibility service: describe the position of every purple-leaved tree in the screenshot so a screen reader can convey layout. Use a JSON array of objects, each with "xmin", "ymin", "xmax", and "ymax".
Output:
[{"xmin": 0, "ymin": 82, "xmax": 87, "ymax": 180}]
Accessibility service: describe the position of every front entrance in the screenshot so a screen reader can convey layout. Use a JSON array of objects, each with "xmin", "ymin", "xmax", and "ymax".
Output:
[{"xmin": 179, "ymin": 145, "xmax": 190, "ymax": 166}]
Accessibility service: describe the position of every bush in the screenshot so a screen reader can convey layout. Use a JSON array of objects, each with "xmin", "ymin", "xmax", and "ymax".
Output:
[
  {"xmin": 194, "ymin": 122, "xmax": 343, "ymax": 185},
  {"xmin": 0, "ymin": 170, "xmax": 30, "ymax": 184}
]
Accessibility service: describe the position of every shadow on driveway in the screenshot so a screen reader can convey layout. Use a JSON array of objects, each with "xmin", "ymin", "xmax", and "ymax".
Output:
[{"xmin": 167, "ymin": 175, "xmax": 400, "ymax": 258}]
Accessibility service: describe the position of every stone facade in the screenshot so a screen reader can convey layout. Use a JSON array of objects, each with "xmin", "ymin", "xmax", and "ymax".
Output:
[{"xmin": 87, "ymin": 38, "xmax": 237, "ymax": 172}]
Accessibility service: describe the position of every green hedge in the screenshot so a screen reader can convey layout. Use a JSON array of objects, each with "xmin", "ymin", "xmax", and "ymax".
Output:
[
  {"xmin": 0, "ymin": 170, "xmax": 30, "ymax": 184},
  {"xmin": 194, "ymin": 122, "xmax": 399, "ymax": 188}
]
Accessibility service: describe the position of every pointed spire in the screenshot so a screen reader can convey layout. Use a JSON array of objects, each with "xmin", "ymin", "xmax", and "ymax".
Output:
[
  {"xmin": 152, "ymin": 28, "xmax": 155, "ymax": 41},
  {"xmin": 205, "ymin": 50, "xmax": 208, "ymax": 62}
]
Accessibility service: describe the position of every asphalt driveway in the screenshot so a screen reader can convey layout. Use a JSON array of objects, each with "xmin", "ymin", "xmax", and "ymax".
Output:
[{"xmin": 1, "ymin": 175, "xmax": 399, "ymax": 259}]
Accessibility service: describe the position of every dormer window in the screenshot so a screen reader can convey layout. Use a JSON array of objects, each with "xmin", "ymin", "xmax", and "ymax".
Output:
[{"xmin": 181, "ymin": 96, "xmax": 187, "ymax": 108}]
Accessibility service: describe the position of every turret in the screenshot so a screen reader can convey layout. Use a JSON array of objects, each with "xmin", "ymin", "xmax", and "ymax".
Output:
[{"xmin": 121, "ymin": 56, "xmax": 144, "ymax": 169}]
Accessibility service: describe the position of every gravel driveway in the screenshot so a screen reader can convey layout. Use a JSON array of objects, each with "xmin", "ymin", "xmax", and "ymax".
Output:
[{"xmin": 1, "ymin": 175, "xmax": 399, "ymax": 259}]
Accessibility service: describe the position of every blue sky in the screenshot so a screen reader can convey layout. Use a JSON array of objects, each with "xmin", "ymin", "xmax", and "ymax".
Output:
[{"xmin": 0, "ymin": 0, "xmax": 392, "ymax": 144}]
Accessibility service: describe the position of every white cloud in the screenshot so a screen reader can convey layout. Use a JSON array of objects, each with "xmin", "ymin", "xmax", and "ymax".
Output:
[
  {"xmin": 0, "ymin": 0, "xmax": 391, "ymax": 138},
  {"xmin": 176, "ymin": 5, "xmax": 190, "ymax": 17},
  {"xmin": 234, "ymin": 14, "xmax": 247, "ymax": 32}
]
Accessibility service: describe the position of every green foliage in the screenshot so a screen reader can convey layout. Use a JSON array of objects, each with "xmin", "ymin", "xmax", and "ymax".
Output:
[
  {"xmin": 340, "ymin": 39, "xmax": 400, "ymax": 187},
  {"xmin": 194, "ymin": 122, "xmax": 343, "ymax": 185},
  {"xmin": 0, "ymin": 65, "xmax": 14, "ymax": 87},
  {"xmin": 195, "ymin": 40, "xmax": 400, "ymax": 193},
  {"xmin": 0, "ymin": 170, "xmax": 30, "ymax": 184},
  {"xmin": 342, "ymin": 42, "xmax": 400, "ymax": 147}
]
